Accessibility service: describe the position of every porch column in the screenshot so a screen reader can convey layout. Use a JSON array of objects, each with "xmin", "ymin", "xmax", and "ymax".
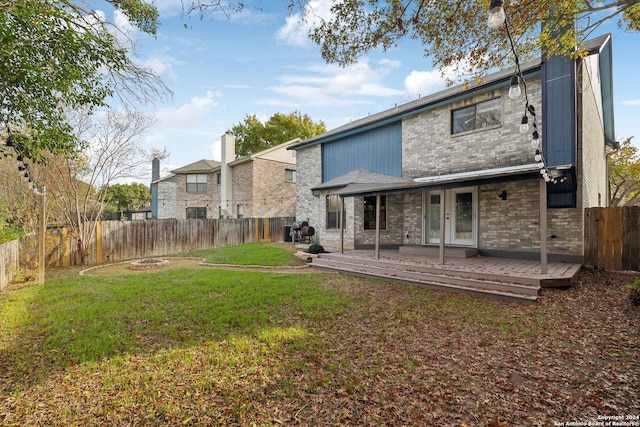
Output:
[
  {"xmin": 374, "ymin": 194, "xmax": 381, "ymax": 259},
  {"xmin": 539, "ymin": 179, "xmax": 548, "ymax": 274},
  {"xmin": 339, "ymin": 196, "xmax": 344, "ymax": 254},
  {"xmin": 439, "ymin": 189, "xmax": 446, "ymax": 265}
]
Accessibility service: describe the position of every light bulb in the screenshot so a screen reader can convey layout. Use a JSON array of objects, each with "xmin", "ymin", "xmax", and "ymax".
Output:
[
  {"xmin": 519, "ymin": 115, "xmax": 529, "ymax": 134},
  {"xmin": 534, "ymin": 150, "xmax": 542, "ymax": 162},
  {"xmin": 508, "ymin": 75, "xmax": 521, "ymax": 99},
  {"xmin": 530, "ymin": 130, "xmax": 540, "ymax": 149},
  {"xmin": 487, "ymin": 0, "xmax": 506, "ymax": 29}
]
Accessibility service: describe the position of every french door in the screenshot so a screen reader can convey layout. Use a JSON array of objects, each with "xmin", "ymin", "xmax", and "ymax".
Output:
[{"xmin": 423, "ymin": 187, "xmax": 477, "ymax": 247}]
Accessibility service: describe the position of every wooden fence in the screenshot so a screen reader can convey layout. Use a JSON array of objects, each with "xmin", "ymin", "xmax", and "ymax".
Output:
[
  {"xmin": 43, "ymin": 217, "xmax": 295, "ymax": 267},
  {"xmin": 584, "ymin": 206, "xmax": 640, "ymax": 271},
  {"xmin": 0, "ymin": 239, "xmax": 19, "ymax": 290}
]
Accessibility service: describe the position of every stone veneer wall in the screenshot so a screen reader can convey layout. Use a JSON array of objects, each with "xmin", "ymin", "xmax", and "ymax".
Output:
[
  {"xmin": 402, "ymin": 78, "xmax": 542, "ymax": 179},
  {"xmin": 156, "ymin": 178, "xmax": 176, "ymax": 219}
]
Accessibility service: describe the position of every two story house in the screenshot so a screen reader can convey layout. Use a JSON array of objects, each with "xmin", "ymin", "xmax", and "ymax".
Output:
[
  {"xmin": 151, "ymin": 133, "xmax": 298, "ymax": 219},
  {"xmin": 290, "ymin": 34, "xmax": 616, "ymax": 264}
]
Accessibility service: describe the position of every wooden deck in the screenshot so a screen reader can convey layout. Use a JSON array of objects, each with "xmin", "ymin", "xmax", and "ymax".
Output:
[{"xmin": 310, "ymin": 249, "xmax": 582, "ymax": 303}]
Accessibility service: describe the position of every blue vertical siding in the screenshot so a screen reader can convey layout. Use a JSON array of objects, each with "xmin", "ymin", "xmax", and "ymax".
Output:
[
  {"xmin": 322, "ymin": 122, "xmax": 402, "ymax": 182},
  {"xmin": 542, "ymin": 55, "xmax": 576, "ymax": 167}
]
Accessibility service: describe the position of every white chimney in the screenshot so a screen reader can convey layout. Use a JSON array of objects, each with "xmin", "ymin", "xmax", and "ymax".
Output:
[{"xmin": 220, "ymin": 132, "xmax": 235, "ymax": 218}]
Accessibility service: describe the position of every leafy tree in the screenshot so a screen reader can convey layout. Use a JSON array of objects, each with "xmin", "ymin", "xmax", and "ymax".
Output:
[
  {"xmin": 609, "ymin": 137, "xmax": 640, "ymax": 206},
  {"xmin": 304, "ymin": 0, "xmax": 640, "ymax": 80},
  {"xmin": 230, "ymin": 111, "xmax": 326, "ymax": 157},
  {"xmin": 191, "ymin": 1, "xmax": 639, "ymax": 82},
  {"xmin": 103, "ymin": 183, "xmax": 151, "ymax": 217},
  {"xmin": 0, "ymin": 0, "xmax": 167, "ymax": 162}
]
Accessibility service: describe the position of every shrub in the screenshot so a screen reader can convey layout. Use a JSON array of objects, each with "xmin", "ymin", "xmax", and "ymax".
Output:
[
  {"xmin": 307, "ymin": 244, "xmax": 325, "ymax": 254},
  {"xmin": 628, "ymin": 278, "xmax": 640, "ymax": 307}
]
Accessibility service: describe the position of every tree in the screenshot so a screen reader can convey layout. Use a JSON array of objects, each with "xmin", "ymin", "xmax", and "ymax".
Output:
[
  {"xmin": 301, "ymin": 0, "xmax": 640, "ymax": 81},
  {"xmin": 37, "ymin": 107, "xmax": 159, "ymax": 264},
  {"xmin": 102, "ymin": 183, "xmax": 151, "ymax": 219},
  {"xmin": 190, "ymin": 0, "xmax": 639, "ymax": 83},
  {"xmin": 609, "ymin": 137, "xmax": 640, "ymax": 206},
  {"xmin": 0, "ymin": 0, "xmax": 167, "ymax": 162},
  {"xmin": 230, "ymin": 111, "xmax": 326, "ymax": 157}
]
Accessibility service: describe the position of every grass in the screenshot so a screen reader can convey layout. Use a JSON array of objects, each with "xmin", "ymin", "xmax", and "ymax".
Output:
[
  {"xmin": 179, "ymin": 242, "xmax": 307, "ymax": 266},
  {"xmin": 0, "ymin": 244, "xmax": 638, "ymax": 426}
]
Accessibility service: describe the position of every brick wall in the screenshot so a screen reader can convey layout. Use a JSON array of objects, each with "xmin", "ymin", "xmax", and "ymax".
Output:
[
  {"xmin": 578, "ymin": 55, "xmax": 609, "ymax": 209},
  {"xmin": 250, "ymin": 158, "xmax": 296, "ymax": 218},
  {"xmin": 174, "ymin": 173, "xmax": 220, "ymax": 219},
  {"xmin": 402, "ymin": 79, "xmax": 542, "ymax": 178}
]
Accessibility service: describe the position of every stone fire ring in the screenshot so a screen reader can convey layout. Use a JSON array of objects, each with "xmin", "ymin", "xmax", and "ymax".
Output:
[{"xmin": 130, "ymin": 258, "xmax": 170, "ymax": 270}]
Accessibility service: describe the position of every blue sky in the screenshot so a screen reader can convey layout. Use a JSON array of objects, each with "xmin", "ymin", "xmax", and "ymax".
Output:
[{"xmin": 106, "ymin": 1, "xmax": 640, "ymax": 177}]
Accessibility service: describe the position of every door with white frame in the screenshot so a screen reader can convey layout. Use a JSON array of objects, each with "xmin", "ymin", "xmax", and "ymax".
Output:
[{"xmin": 423, "ymin": 187, "xmax": 477, "ymax": 247}]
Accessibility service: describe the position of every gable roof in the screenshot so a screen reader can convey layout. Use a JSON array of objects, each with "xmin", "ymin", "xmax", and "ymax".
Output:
[
  {"xmin": 171, "ymin": 159, "xmax": 220, "ymax": 174},
  {"xmin": 228, "ymin": 138, "xmax": 301, "ymax": 167}
]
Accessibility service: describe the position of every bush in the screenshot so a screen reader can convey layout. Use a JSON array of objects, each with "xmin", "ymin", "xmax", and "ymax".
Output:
[
  {"xmin": 0, "ymin": 225, "xmax": 25, "ymax": 244},
  {"xmin": 307, "ymin": 244, "xmax": 325, "ymax": 254},
  {"xmin": 628, "ymin": 279, "xmax": 640, "ymax": 307}
]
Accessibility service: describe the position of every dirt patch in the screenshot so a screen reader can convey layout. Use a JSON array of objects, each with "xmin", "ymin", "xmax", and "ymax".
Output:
[{"xmin": 80, "ymin": 257, "xmax": 315, "ymax": 276}]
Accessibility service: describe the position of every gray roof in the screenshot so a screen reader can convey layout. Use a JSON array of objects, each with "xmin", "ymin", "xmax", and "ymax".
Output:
[
  {"xmin": 171, "ymin": 159, "xmax": 220, "ymax": 174},
  {"xmin": 311, "ymin": 168, "xmax": 412, "ymax": 191},
  {"xmin": 330, "ymin": 164, "xmax": 549, "ymax": 197}
]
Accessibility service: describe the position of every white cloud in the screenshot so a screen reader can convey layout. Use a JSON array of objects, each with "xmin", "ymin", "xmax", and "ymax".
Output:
[
  {"xmin": 276, "ymin": 0, "xmax": 333, "ymax": 47},
  {"xmin": 622, "ymin": 100, "xmax": 640, "ymax": 106},
  {"xmin": 264, "ymin": 59, "xmax": 403, "ymax": 108},
  {"xmin": 404, "ymin": 70, "xmax": 446, "ymax": 97},
  {"xmin": 155, "ymin": 91, "xmax": 220, "ymax": 127}
]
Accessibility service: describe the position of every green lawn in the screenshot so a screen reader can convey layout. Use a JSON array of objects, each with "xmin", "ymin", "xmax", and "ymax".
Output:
[{"xmin": 0, "ymin": 243, "xmax": 638, "ymax": 426}]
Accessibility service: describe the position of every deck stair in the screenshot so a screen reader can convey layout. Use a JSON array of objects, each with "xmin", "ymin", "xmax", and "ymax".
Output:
[
  {"xmin": 311, "ymin": 252, "xmax": 541, "ymax": 303},
  {"xmin": 398, "ymin": 245, "xmax": 478, "ymax": 258}
]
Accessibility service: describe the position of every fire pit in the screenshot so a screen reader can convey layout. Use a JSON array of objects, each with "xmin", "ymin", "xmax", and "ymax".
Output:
[{"xmin": 130, "ymin": 258, "xmax": 170, "ymax": 270}]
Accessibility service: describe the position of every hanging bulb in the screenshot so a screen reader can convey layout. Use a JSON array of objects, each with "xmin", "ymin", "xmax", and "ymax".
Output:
[
  {"xmin": 534, "ymin": 149, "xmax": 542, "ymax": 162},
  {"xmin": 508, "ymin": 75, "xmax": 521, "ymax": 99},
  {"xmin": 530, "ymin": 130, "xmax": 540, "ymax": 149},
  {"xmin": 519, "ymin": 115, "xmax": 529, "ymax": 134},
  {"xmin": 487, "ymin": 0, "xmax": 506, "ymax": 29}
]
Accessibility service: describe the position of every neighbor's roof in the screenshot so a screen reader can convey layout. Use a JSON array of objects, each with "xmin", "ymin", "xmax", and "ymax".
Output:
[{"xmin": 171, "ymin": 159, "xmax": 220, "ymax": 174}]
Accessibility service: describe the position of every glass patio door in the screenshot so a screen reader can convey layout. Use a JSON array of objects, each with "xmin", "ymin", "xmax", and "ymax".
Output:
[{"xmin": 423, "ymin": 187, "xmax": 477, "ymax": 247}]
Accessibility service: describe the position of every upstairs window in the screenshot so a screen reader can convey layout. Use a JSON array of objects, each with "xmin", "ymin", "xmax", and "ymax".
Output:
[
  {"xmin": 451, "ymin": 98, "xmax": 501, "ymax": 134},
  {"xmin": 186, "ymin": 174, "xmax": 207, "ymax": 192},
  {"xmin": 285, "ymin": 168, "xmax": 296, "ymax": 182}
]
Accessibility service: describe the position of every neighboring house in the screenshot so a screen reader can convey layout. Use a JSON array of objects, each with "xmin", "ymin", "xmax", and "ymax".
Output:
[
  {"xmin": 290, "ymin": 35, "xmax": 616, "ymax": 263},
  {"xmin": 150, "ymin": 134, "xmax": 298, "ymax": 219}
]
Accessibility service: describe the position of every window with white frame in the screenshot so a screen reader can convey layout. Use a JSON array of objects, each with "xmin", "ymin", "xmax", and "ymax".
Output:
[
  {"xmin": 285, "ymin": 168, "xmax": 296, "ymax": 182},
  {"xmin": 326, "ymin": 194, "xmax": 344, "ymax": 229},
  {"xmin": 186, "ymin": 174, "xmax": 207, "ymax": 192},
  {"xmin": 451, "ymin": 98, "xmax": 501, "ymax": 134}
]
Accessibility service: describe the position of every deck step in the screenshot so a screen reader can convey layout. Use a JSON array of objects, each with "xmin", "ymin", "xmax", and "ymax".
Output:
[
  {"xmin": 399, "ymin": 245, "xmax": 478, "ymax": 258},
  {"xmin": 312, "ymin": 253, "xmax": 540, "ymax": 303}
]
